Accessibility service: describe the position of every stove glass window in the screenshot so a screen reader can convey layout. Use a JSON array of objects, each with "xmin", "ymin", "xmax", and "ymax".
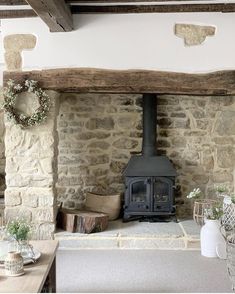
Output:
[
  {"xmin": 154, "ymin": 179, "xmax": 170, "ymax": 203},
  {"xmin": 131, "ymin": 181, "xmax": 147, "ymax": 203}
]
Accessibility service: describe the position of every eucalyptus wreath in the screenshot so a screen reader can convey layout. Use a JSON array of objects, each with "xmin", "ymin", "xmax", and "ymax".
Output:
[{"xmin": 2, "ymin": 79, "xmax": 50, "ymax": 128}]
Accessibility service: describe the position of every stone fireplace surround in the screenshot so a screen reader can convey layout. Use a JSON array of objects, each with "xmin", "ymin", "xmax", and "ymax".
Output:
[{"xmin": 2, "ymin": 68, "xmax": 235, "ymax": 240}]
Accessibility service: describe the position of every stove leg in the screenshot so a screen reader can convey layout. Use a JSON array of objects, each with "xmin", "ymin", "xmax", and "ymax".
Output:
[
  {"xmin": 123, "ymin": 214, "xmax": 142, "ymax": 222},
  {"xmin": 172, "ymin": 215, "xmax": 179, "ymax": 223}
]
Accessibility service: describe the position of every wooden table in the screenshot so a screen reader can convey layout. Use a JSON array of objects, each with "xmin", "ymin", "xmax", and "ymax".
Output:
[{"xmin": 0, "ymin": 240, "xmax": 59, "ymax": 293}]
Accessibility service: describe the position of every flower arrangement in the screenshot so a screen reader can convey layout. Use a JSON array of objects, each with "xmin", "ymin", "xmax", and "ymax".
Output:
[
  {"xmin": 216, "ymin": 184, "xmax": 229, "ymax": 195},
  {"xmin": 6, "ymin": 219, "xmax": 31, "ymax": 242},
  {"xmin": 187, "ymin": 187, "xmax": 221, "ymax": 225},
  {"xmin": 204, "ymin": 202, "xmax": 223, "ymax": 220},
  {"xmin": 216, "ymin": 185, "xmax": 235, "ymax": 203},
  {"xmin": 1, "ymin": 79, "xmax": 50, "ymax": 128},
  {"xmin": 187, "ymin": 188, "xmax": 202, "ymax": 199}
]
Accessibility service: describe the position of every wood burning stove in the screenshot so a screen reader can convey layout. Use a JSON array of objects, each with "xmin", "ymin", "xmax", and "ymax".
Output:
[{"xmin": 123, "ymin": 94, "xmax": 177, "ymax": 221}]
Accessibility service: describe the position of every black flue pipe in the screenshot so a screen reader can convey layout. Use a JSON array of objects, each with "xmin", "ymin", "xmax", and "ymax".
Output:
[{"xmin": 142, "ymin": 94, "xmax": 157, "ymax": 157}]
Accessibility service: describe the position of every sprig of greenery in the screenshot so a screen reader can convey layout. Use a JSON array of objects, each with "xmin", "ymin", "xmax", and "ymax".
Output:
[
  {"xmin": 215, "ymin": 184, "xmax": 235, "ymax": 203},
  {"xmin": 216, "ymin": 185, "xmax": 229, "ymax": 194},
  {"xmin": 204, "ymin": 203, "xmax": 223, "ymax": 220},
  {"xmin": 186, "ymin": 188, "xmax": 202, "ymax": 199},
  {"xmin": 7, "ymin": 219, "xmax": 31, "ymax": 241}
]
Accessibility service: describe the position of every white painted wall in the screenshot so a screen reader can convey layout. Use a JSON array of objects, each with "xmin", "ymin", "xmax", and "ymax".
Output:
[{"xmin": 1, "ymin": 13, "xmax": 235, "ymax": 75}]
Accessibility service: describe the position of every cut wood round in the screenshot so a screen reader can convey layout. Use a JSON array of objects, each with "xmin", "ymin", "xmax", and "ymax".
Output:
[{"xmin": 57, "ymin": 208, "xmax": 109, "ymax": 234}]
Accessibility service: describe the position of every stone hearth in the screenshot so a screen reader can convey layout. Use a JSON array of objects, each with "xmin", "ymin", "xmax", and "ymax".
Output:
[{"xmin": 55, "ymin": 219, "xmax": 200, "ymax": 250}]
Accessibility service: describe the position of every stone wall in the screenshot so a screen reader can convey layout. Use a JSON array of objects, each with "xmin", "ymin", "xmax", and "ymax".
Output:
[
  {"xmin": 157, "ymin": 95, "xmax": 235, "ymax": 215},
  {"xmin": 57, "ymin": 93, "xmax": 235, "ymax": 216},
  {"xmin": 4, "ymin": 91, "xmax": 60, "ymax": 239},
  {"xmin": 57, "ymin": 93, "xmax": 142, "ymax": 209}
]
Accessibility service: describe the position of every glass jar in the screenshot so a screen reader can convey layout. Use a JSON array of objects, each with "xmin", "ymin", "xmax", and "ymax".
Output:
[{"xmin": 17, "ymin": 240, "xmax": 30, "ymax": 258}]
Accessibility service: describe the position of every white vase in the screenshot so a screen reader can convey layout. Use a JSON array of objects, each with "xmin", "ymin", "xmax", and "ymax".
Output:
[{"xmin": 200, "ymin": 219, "xmax": 225, "ymax": 258}]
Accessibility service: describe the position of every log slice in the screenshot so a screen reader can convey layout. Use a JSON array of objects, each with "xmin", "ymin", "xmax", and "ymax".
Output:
[{"xmin": 57, "ymin": 208, "xmax": 109, "ymax": 233}]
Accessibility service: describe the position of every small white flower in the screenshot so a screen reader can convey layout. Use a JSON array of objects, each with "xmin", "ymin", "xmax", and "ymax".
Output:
[
  {"xmin": 14, "ymin": 84, "xmax": 23, "ymax": 91},
  {"xmin": 187, "ymin": 188, "xmax": 202, "ymax": 199}
]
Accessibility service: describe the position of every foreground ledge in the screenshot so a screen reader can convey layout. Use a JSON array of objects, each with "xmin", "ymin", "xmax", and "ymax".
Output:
[
  {"xmin": 55, "ymin": 219, "xmax": 200, "ymax": 250},
  {"xmin": 4, "ymin": 68, "xmax": 235, "ymax": 95}
]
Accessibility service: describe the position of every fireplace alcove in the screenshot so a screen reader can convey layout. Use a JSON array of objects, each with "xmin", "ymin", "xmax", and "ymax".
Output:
[{"xmin": 3, "ymin": 68, "xmax": 235, "ymax": 238}]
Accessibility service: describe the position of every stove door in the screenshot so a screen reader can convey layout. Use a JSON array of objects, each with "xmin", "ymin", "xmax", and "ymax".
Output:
[
  {"xmin": 153, "ymin": 177, "xmax": 173, "ymax": 212},
  {"xmin": 126, "ymin": 177, "xmax": 151, "ymax": 212}
]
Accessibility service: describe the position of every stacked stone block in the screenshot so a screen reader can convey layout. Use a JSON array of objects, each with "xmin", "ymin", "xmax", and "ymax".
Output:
[
  {"xmin": 4, "ymin": 91, "xmax": 60, "ymax": 239},
  {"xmin": 57, "ymin": 94, "xmax": 235, "ymax": 217}
]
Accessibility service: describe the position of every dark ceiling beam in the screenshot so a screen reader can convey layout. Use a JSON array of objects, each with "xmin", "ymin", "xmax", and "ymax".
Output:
[
  {"xmin": 0, "ymin": 0, "xmax": 217, "ymax": 4},
  {"xmin": 1, "ymin": 1, "xmax": 235, "ymax": 19},
  {"xmin": 0, "ymin": 9, "xmax": 36, "ymax": 18},
  {"xmin": 68, "ymin": 0, "xmax": 215, "ymax": 2},
  {"xmin": 71, "ymin": 3, "xmax": 235, "ymax": 13},
  {"xmin": 24, "ymin": 0, "xmax": 73, "ymax": 32},
  {"xmin": 0, "ymin": 0, "xmax": 26, "ymax": 4},
  {"xmin": 4, "ymin": 68, "xmax": 235, "ymax": 95}
]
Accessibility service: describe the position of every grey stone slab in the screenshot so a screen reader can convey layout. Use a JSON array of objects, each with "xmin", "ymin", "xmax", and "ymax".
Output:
[
  {"xmin": 55, "ymin": 219, "xmax": 184, "ymax": 239},
  {"xmin": 116, "ymin": 220, "xmax": 183, "ymax": 238},
  {"xmin": 179, "ymin": 219, "xmax": 201, "ymax": 239}
]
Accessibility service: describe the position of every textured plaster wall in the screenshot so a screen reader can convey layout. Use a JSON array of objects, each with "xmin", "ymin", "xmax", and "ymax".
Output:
[
  {"xmin": 57, "ymin": 93, "xmax": 235, "ymax": 217},
  {"xmin": 1, "ymin": 13, "xmax": 235, "ymax": 77}
]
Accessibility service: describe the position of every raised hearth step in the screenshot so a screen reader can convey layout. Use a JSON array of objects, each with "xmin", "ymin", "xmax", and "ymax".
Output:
[{"xmin": 55, "ymin": 219, "xmax": 200, "ymax": 250}]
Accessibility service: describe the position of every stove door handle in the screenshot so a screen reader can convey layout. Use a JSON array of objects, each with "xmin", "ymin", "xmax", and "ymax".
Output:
[{"xmin": 145, "ymin": 178, "xmax": 151, "ymax": 185}]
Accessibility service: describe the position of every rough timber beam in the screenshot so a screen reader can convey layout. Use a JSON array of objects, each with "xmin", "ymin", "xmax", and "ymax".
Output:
[
  {"xmin": 4, "ymin": 68, "xmax": 235, "ymax": 95},
  {"xmin": 0, "ymin": 9, "xmax": 36, "ymax": 18},
  {"xmin": 25, "ymin": 0, "xmax": 73, "ymax": 32},
  {"xmin": 0, "ymin": 0, "xmax": 26, "ymax": 4},
  {"xmin": 68, "ymin": 0, "xmax": 216, "ymax": 2},
  {"xmin": 0, "ymin": 0, "xmax": 222, "ymax": 4},
  {"xmin": 71, "ymin": 3, "xmax": 235, "ymax": 13}
]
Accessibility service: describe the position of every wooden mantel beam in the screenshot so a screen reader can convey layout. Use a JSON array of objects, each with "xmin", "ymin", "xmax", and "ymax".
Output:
[
  {"xmin": 4, "ymin": 68, "xmax": 235, "ymax": 95},
  {"xmin": 0, "ymin": 0, "xmax": 222, "ymax": 4},
  {"xmin": 24, "ymin": 0, "xmax": 73, "ymax": 32}
]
